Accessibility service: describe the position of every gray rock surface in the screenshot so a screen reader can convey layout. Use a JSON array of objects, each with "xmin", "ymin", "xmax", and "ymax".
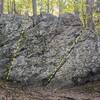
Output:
[{"xmin": 0, "ymin": 13, "xmax": 100, "ymax": 87}]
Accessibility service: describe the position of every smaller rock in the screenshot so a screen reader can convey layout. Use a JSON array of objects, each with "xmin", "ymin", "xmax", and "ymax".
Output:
[
  {"xmin": 0, "ymin": 95, "xmax": 6, "ymax": 100},
  {"xmin": 66, "ymin": 97, "xmax": 76, "ymax": 100},
  {"xmin": 81, "ymin": 98, "xmax": 90, "ymax": 100}
]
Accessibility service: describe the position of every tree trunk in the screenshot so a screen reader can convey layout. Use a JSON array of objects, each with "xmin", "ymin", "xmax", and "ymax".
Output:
[
  {"xmin": 32, "ymin": 0, "xmax": 37, "ymax": 16},
  {"xmin": 47, "ymin": 0, "xmax": 50, "ymax": 13},
  {"xmin": 12, "ymin": 0, "xmax": 17, "ymax": 14},
  {"xmin": 74, "ymin": 0, "xmax": 79, "ymax": 17},
  {"xmin": 7, "ymin": 0, "xmax": 10, "ymax": 14},
  {"xmin": 40, "ymin": 0, "xmax": 43, "ymax": 13},
  {"xmin": 95, "ymin": 0, "xmax": 100, "ymax": 13},
  {"xmin": 86, "ymin": 0, "xmax": 94, "ymax": 30},
  {"xmin": 0, "ymin": 0, "xmax": 3, "ymax": 14},
  {"xmin": 81, "ymin": 0, "xmax": 86, "ymax": 27},
  {"xmin": 58, "ymin": 0, "xmax": 62, "ymax": 16},
  {"xmin": 9, "ymin": 0, "xmax": 12, "ymax": 14}
]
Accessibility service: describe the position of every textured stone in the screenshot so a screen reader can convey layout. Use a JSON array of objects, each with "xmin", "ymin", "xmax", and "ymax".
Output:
[{"xmin": 0, "ymin": 13, "xmax": 100, "ymax": 87}]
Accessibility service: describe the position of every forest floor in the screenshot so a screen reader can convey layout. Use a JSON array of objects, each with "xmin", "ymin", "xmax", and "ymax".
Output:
[{"xmin": 0, "ymin": 80, "xmax": 100, "ymax": 100}]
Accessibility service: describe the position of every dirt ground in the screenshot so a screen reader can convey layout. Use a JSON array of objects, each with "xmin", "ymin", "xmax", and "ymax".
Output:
[{"xmin": 0, "ymin": 80, "xmax": 100, "ymax": 100}]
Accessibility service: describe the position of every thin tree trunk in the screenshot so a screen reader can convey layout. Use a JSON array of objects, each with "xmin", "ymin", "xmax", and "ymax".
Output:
[
  {"xmin": 95, "ymin": 0, "xmax": 100, "ymax": 13},
  {"xmin": 81, "ymin": 0, "xmax": 86, "ymax": 27},
  {"xmin": 74, "ymin": 0, "xmax": 79, "ymax": 17},
  {"xmin": 0, "ymin": 0, "xmax": 3, "ymax": 14},
  {"xmin": 32, "ymin": 0, "xmax": 37, "ymax": 26},
  {"xmin": 32, "ymin": 0, "xmax": 37, "ymax": 16},
  {"xmin": 7, "ymin": 0, "xmax": 10, "ymax": 14},
  {"xmin": 47, "ymin": 0, "xmax": 50, "ymax": 13},
  {"xmin": 86, "ymin": 0, "xmax": 95, "ymax": 30},
  {"xmin": 12, "ymin": 0, "xmax": 17, "ymax": 14},
  {"xmin": 40, "ymin": 0, "xmax": 43, "ymax": 13},
  {"xmin": 9, "ymin": 0, "xmax": 12, "ymax": 14},
  {"xmin": 58, "ymin": 0, "xmax": 62, "ymax": 16}
]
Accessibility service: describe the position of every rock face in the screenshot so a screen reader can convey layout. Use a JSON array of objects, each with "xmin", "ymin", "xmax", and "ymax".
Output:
[{"xmin": 0, "ymin": 13, "xmax": 100, "ymax": 87}]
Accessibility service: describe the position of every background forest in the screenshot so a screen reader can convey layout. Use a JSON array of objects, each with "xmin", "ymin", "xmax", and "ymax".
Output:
[
  {"xmin": 0, "ymin": 0, "xmax": 100, "ymax": 34},
  {"xmin": 0, "ymin": 0, "xmax": 100, "ymax": 33}
]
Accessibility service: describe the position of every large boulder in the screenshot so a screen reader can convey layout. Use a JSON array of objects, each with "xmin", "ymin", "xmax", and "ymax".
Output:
[{"xmin": 0, "ymin": 13, "xmax": 100, "ymax": 87}]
